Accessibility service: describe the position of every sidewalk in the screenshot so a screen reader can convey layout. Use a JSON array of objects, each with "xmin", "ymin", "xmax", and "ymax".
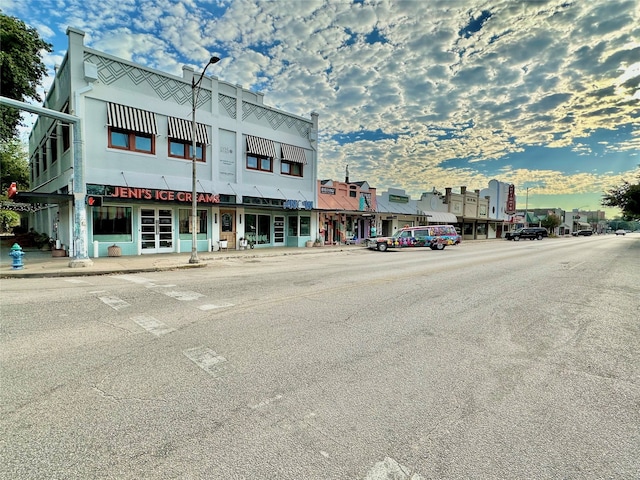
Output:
[{"xmin": 0, "ymin": 244, "xmax": 362, "ymax": 279}]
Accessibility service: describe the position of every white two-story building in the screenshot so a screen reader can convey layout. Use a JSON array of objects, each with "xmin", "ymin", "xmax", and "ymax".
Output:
[{"xmin": 25, "ymin": 27, "xmax": 319, "ymax": 258}]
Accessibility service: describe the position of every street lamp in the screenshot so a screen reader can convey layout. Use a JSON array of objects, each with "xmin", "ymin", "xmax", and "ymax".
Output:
[{"xmin": 190, "ymin": 56, "xmax": 220, "ymax": 264}]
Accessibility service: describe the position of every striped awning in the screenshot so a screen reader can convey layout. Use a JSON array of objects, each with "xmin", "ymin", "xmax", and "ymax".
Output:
[
  {"xmin": 246, "ymin": 135, "xmax": 276, "ymax": 158},
  {"xmin": 281, "ymin": 143, "xmax": 307, "ymax": 164},
  {"xmin": 168, "ymin": 116, "xmax": 209, "ymax": 144},
  {"xmin": 107, "ymin": 103, "xmax": 157, "ymax": 135}
]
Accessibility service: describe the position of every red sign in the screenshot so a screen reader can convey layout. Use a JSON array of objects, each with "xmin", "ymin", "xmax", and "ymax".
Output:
[
  {"xmin": 505, "ymin": 184, "xmax": 516, "ymax": 214},
  {"xmin": 7, "ymin": 182, "xmax": 17, "ymax": 199},
  {"xmin": 109, "ymin": 186, "xmax": 220, "ymax": 204}
]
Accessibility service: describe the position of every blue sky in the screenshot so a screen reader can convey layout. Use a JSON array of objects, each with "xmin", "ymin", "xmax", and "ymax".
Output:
[{"xmin": 4, "ymin": 0, "xmax": 639, "ymax": 216}]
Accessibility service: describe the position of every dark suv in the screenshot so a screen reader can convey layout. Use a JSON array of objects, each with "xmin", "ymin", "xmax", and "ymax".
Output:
[{"xmin": 505, "ymin": 227, "xmax": 548, "ymax": 241}]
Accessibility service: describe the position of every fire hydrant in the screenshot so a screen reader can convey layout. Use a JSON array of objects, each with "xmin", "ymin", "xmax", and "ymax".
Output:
[{"xmin": 9, "ymin": 243, "xmax": 25, "ymax": 270}]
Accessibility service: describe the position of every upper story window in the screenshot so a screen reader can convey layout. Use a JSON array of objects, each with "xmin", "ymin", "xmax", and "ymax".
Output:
[
  {"xmin": 281, "ymin": 143, "xmax": 307, "ymax": 177},
  {"xmin": 168, "ymin": 117, "xmax": 208, "ymax": 162},
  {"xmin": 247, "ymin": 154, "xmax": 272, "ymax": 172},
  {"xmin": 281, "ymin": 160, "xmax": 302, "ymax": 177},
  {"xmin": 107, "ymin": 102, "xmax": 157, "ymax": 154},
  {"xmin": 246, "ymin": 135, "xmax": 276, "ymax": 173}
]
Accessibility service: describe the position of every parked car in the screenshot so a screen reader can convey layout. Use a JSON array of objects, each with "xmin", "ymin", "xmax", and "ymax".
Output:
[
  {"xmin": 366, "ymin": 225, "xmax": 461, "ymax": 252},
  {"xmin": 572, "ymin": 230, "xmax": 593, "ymax": 236},
  {"xmin": 615, "ymin": 229, "xmax": 626, "ymax": 235},
  {"xmin": 504, "ymin": 227, "xmax": 548, "ymax": 241}
]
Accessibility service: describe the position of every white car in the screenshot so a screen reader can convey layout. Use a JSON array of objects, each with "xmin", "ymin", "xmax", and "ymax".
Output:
[{"xmin": 615, "ymin": 229, "xmax": 626, "ymax": 235}]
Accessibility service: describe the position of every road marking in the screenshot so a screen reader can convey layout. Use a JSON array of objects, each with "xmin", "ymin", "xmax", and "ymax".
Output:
[
  {"xmin": 363, "ymin": 457, "xmax": 424, "ymax": 480},
  {"xmin": 198, "ymin": 303, "xmax": 234, "ymax": 310},
  {"xmin": 117, "ymin": 275, "xmax": 154, "ymax": 284},
  {"xmin": 183, "ymin": 346, "xmax": 227, "ymax": 376},
  {"xmin": 99, "ymin": 296, "xmax": 131, "ymax": 310},
  {"xmin": 64, "ymin": 278, "xmax": 88, "ymax": 283},
  {"xmin": 248, "ymin": 394, "xmax": 283, "ymax": 410},
  {"xmin": 131, "ymin": 315, "xmax": 175, "ymax": 336},
  {"xmin": 164, "ymin": 290, "xmax": 204, "ymax": 301}
]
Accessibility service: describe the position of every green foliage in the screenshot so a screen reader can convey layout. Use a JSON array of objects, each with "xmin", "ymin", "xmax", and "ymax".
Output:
[
  {"xmin": 0, "ymin": 138, "xmax": 29, "ymax": 194},
  {"xmin": 540, "ymin": 213, "xmax": 561, "ymax": 231},
  {"xmin": 0, "ymin": 209, "xmax": 20, "ymax": 232},
  {"xmin": 0, "ymin": 13, "xmax": 53, "ymax": 141},
  {"xmin": 602, "ymin": 168, "xmax": 640, "ymax": 221}
]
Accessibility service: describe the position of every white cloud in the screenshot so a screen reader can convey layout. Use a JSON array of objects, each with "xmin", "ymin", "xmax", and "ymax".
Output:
[{"xmin": 5, "ymin": 0, "xmax": 639, "ymax": 212}]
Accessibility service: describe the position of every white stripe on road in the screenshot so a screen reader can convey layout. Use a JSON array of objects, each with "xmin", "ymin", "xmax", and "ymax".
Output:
[
  {"xmin": 64, "ymin": 278, "xmax": 88, "ymax": 283},
  {"xmin": 164, "ymin": 290, "xmax": 204, "ymax": 301},
  {"xmin": 131, "ymin": 315, "xmax": 175, "ymax": 336},
  {"xmin": 198, "ymin": 303, "xmax": 234, "ymax": 310},
  {"xmin": 183, "ymin": 346, "xmax": 227, "ymax": 375},
  {"xmin": 99, "ymin": 296, "xmax": 131, "ymax": 310},
  {"xmin": 363, "ymin": 457, "xmax": 424, "ymax": 480}
]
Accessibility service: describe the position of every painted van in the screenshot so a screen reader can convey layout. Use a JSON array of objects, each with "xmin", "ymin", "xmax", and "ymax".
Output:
[{"xmin": 366, "ymin": 225, "xmax": 461, "ymax": 252}]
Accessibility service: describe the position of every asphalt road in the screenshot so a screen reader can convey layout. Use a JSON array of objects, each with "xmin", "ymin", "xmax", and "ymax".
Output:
[{"xmin": 1, "ymin": 234, "xmax": 638, "ymax": 479}]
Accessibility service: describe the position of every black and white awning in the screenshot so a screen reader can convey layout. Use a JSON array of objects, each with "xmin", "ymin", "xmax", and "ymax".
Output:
[
  {"xmin": 168, "ymin": 116, "xmax": 209, "ymax": 144},
  {"xmin": 246, "ymin": 135, "xmax": 276, "ymax": 158},
  {"xmin": 107, "ymin": 103, "xmax": 157, "ymax": 135},
  {"xmin": 281, "ymin": 143, "xmax": 307, "ymax": 164}
]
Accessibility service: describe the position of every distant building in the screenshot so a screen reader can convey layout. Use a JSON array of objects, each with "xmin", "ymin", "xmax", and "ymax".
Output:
[{"xmin": 317, "ymin": 178, "xmax": 376, "ymax": 244}]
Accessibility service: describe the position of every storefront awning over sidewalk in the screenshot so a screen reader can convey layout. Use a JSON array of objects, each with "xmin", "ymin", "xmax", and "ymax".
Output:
[
  {"xmin": 420, "ymin": 211, "xmax": 458, "ymax": 223},
  {"xmin": 11, "ymin": 192, "xmax": 73, "ymax": 204}
]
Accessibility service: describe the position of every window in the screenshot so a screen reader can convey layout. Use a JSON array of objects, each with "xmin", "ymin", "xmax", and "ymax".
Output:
[
  {"xmin": 51, "ymin": 137, "xmax": 58, "ymax": 164},
  {"xmin": 168, "ymin": 117, "xmax": 208, "ymax": 161},
  {"xmin": 92, "ymin": 206, "xmax": 133, "ymax": 242},
  {"xmin": 108, "ymin": 127, "xmax": 155, "ymax": 153},
  {"xmin": 281, "ymin": 160, "xmax": 303, "ymax": 177},
  {"xmin": 179, "ymin": 209, "xmax": 207, "ymax": 235},
  {"xmin": 246, "ymin": 213, "xmax": 271, "ymax": 245},
  {"xmin": 41, "ymin": 143, "xmax": 47, "ymax": 172},
  {"xmin": 62, "ymin": 105, "xmax": 71, "ymax": 152},
  {"xmin": 169, "ymin": 139, "xmax": 204, "ymax": 161},
  {"xmin": 107, "ymin": 103, "xmax": 157, "ymax": 154},
  {"xmin": 300, "ymin": 216, "xmax": 311, "ymax": 236},
  {"xmin": 247, "ymin": 154, "xmax": 273, "ymax": 172}
]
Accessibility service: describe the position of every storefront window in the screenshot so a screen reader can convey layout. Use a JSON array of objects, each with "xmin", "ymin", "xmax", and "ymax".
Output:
[
  {"xmin": 92, "ymin": 206, "xmax": 132, "ymax": 242},
  {"xmin": 246, "ymin": 213, "xmax": 271, "ymax": 244},
  {"xmin": 476, "ymin": 224, "xmax": 487, "ymax": 236},
  {"xmin": 179, "ymin": 209, "xmax": 207, "ymax": 236},
  {"xmin": 300, "ymin": 216, "xmax": 310, "ymax": 236},
  {"xmin": 463, "ymin": 223, "xmax": 473, "ymax": 235}
]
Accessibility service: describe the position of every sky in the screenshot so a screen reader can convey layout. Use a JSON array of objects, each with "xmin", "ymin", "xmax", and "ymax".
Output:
[{"xmin": 4, "ymin": 0, "xmax": 640, "ymax": 217}]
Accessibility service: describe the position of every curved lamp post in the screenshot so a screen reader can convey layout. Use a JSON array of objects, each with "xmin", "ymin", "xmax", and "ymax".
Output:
[{"xmin": 190, "ymin": 56, "xmax": 220, "ymax": 264}]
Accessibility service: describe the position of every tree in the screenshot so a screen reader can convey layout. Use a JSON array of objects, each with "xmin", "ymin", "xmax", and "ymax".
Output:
[
  {"xmin": 0, "ymin": 138, "xmax": 29, "ymax": 193},
  {"xmin": 602, "ymin": 169, "xmax": 640, "ymax": 221},
  {"xmin": 0, "ymin": 13, "xmax": 52, "ymax": 141},
  {"xmin": 541, "ymin": 213, "xmax": 561, "ymax": 233},
  {"xmin": 0, "ymin": 209, "xmax": 20, "ymax": 232}
]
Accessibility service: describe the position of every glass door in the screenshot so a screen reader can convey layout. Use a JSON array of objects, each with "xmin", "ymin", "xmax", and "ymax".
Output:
[
  {"xmin": 274, "ymin": 215, "xmax": 285, "ymax": 245},
  {"xmin": 141, "ymin": 208, "xmax": 174, "ymax": 254}
]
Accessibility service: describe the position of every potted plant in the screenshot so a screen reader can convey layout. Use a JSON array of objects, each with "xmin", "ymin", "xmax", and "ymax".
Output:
[
  {"xmin": 239, "ymin": 237, "xmax": 248, "ymax": 250},
  {"xmin": 107, "ymin": 244, "xmax": 122, "ymax": 257},
  {"xmin": 313, "ymin": 237, "xmax": 323, "ymax": 247}
]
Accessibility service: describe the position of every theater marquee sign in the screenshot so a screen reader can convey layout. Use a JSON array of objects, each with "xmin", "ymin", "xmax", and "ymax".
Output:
[{"xmin": 87, "ymin": 184, "xmax": 221, "ymax": 204}]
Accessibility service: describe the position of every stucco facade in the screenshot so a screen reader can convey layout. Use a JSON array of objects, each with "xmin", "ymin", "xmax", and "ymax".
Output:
[{"xmin": 26, "ymin": 28, "xmax": 319, "ymax": 257}]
